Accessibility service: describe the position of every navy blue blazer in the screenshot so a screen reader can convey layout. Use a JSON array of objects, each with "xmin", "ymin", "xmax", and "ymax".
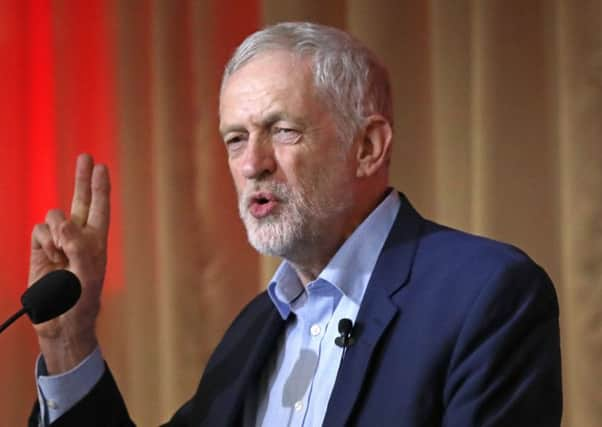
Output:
[{"xmin": 31, "ymin": 194, "xmax": 562, "ymax": 426}]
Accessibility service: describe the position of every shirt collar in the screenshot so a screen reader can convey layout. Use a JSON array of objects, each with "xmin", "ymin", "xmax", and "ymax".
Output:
[{"xmin": 268, "ymin": 190, "xmax": 401, "ymax": 320}]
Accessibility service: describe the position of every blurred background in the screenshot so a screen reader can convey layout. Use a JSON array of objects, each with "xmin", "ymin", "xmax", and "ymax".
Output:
[{"xmin": 0, "ymin": 0, "xmax": 600, "ymax": 425}]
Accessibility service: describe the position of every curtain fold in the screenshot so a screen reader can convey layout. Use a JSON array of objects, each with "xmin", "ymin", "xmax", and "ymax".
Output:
[
  {"xmin": 556, "ymin": 2, "xmax": 602, "ymax": 425},
  {"xmin": 0, "ymin": 1, "xmax": 599, "ymax": 425}
]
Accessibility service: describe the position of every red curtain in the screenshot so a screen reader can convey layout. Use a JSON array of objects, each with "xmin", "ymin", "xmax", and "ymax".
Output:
[
  {"xmin": 0, "ymin": 1, "xmax": 259, "ymax": 422},
  {"xmin": 0, "ymin": 0, "xmax": 123, "ymax": 307}
]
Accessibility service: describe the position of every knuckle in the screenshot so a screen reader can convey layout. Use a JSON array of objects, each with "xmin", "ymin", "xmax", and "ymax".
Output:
[
  {"xmin": 41, "ymin": 238, "xmax": 55, "ymax": 251},
  {"xmin": 58, "ymin": 220, "xmax": 74, "ymax": 234},
  {"xmin": 45, "ymin": 208, "xmax": 64, "ymax": 222},
  {"xmin": 32, "ymin": 223, "xmax": 48, "ymax": 238}
]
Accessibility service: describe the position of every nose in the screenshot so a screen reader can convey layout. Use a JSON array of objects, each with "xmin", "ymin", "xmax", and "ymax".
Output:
[{"xmin": 241, "ymin": 137, "xmax": 276, "ymax": 180}]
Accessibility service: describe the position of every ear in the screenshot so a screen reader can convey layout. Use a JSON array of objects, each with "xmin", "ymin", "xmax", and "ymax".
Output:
[{"xmin": 355, "ymin": 115, "xmax": 393, "ymax": 178}]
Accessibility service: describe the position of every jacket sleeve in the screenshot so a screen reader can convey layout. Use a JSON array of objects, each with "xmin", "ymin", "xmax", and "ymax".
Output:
[
  {"xmin": 29, "ymin": 364, "xmax": 135, "ymax": 427},
  {"xmin": 442, "ymin": 258, "xmax": 562, "ymax": 427}
]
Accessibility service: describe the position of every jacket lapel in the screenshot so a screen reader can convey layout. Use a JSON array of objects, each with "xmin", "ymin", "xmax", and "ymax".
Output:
[
  {"xmin": 195, "ymin": 294, "xmax": 285, "ymax": 426},
  {"xmin": 322, "ymin": 193, "xmax": 424, "ymax": 426}
]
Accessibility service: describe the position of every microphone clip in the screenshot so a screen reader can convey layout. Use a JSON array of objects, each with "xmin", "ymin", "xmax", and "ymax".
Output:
[{"xmin": 334, "ymin": 318, "xmax": 355, "ymax": 348}]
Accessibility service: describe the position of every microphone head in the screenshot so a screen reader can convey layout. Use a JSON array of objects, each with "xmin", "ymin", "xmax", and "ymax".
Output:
[
  {"xmin": 21, "ymin": 270, "xmax": 82, "ymax": 324},
  {"xmin": 338, "ymin": 318, "xmax": 353, "ymax": 335}
]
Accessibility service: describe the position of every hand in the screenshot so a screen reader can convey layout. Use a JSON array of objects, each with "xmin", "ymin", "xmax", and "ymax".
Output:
[{"xmin": 29, "ymin": 154, "xmax": 110, "ymax": 374}]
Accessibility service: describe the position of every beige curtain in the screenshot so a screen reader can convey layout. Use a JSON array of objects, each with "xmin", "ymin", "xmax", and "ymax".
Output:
[{"xmin": 3, "ymin": 1, "xmax": 600, "ymax": 426}]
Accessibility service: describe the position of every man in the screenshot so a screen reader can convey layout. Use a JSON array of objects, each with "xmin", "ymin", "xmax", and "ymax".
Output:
[{"xmin": 29, "ymin": 22, "xmax": 562, "ymax": 426}]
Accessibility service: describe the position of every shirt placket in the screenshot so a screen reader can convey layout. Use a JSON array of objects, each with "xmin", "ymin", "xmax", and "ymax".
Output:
[{"xmin": 291, "ymin": 282, "xmax": 335, "ymax": 426}]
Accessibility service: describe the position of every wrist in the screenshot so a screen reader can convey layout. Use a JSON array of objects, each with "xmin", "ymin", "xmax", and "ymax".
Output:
[{"xmin": 38, "ymin": 330, "xmax": 98, "ymax": 374}]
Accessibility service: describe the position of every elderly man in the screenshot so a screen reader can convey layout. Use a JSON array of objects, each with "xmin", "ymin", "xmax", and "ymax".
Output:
[{"xmin": 29, "ymin": 22, "xmax": 561, "ymax": 426}]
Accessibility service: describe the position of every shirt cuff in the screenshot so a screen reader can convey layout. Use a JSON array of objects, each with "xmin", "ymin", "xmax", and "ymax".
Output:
[{"xmin": 36, "ymin": 346, "xmax": 105, "ymax": 425}]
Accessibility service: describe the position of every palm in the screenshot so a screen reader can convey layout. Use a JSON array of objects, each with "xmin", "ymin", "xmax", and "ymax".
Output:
[{"xmin": 28, "ymin": 154, "xmax": 110, "ymax": 353}]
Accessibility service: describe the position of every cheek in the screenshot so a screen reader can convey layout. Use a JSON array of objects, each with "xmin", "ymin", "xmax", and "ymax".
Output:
[
  {"xmin": 275, "ymin": 149, "xmax": 307, "ymax": 188},
  {"xmin": 292, "ymin": 147, "xmax": 336, "ymax": 180}
]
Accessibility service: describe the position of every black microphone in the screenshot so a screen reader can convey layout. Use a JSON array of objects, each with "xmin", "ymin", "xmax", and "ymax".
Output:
[
  {"xmin": 333, "ymin": 318, "xmax": 355, "ymax": 388},
  {"xmin": 0, "ymin": 270, "xmax": 81, "ymax": 334},
  {"xmin": 334, "ymin": 318, "xmax": 354, "ymax": 348}
]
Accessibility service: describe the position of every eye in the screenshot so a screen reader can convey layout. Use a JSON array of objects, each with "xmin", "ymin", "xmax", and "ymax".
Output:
[
  {"xmin": 224, "ymin": 134, "xmax": 247, "ymax": 152},
  {"xmin": 272, "ymin": 127, "xmax": 301, "ymax": 144}
]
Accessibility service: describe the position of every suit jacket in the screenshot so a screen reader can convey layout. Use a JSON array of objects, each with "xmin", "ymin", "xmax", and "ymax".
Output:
[{"xmin": 31, "ymin": 194, "xmax": 562, "ymax": 426}]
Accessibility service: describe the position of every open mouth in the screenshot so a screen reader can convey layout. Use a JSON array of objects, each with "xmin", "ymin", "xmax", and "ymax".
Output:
[{"xmin": 249, "ymin": 192, "xmax": 279, "ymax": 218}]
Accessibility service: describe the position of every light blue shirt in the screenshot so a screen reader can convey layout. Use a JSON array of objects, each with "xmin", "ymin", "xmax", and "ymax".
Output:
[
  {"xmin": 252, "ymin": 190, "xmax": 400, "ymax": 426},
  {"xmin": 36, "ymin": 191, "xmax": 400, "ymax": 426},
  {"xmin": 36, "ymin": 346, "xmax": 104, "ymax": 425}
]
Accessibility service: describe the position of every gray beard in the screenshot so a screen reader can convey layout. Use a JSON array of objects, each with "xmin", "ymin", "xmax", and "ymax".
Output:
[
  {"xmin": 238, "ymin": 173, "xmax": 353, "ymax": 263},
  {"xmin": 243, "ymin": 213, "xmax": 309, "ymax": 259}
]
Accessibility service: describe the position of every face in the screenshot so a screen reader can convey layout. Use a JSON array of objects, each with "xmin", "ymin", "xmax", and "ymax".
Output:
[{"xmin": 219, "ymin": 52, "xmax": 356, "ymax": 262}]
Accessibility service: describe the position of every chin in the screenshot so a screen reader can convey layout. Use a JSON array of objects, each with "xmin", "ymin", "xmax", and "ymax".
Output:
[
  {"xmin": 247, "ymin": 230, "xmax": 293, "ymax": 257},
  {"xmin": 244, "ymin": 220, "xmax": 302, "ymax": 259}
]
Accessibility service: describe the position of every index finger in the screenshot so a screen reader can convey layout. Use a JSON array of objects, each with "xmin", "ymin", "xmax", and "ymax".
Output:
[
  {"xmin": 87, "ymin": 163, "xmax": 111, "ymax": 237},
  {"xmin": 70, "ymin": 154, "xmax": 94, "ymax": 226}
]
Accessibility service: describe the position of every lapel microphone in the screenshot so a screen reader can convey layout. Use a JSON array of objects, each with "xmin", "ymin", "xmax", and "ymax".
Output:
[
  {"xmin": 334, "ymin": 318, "xmax": 354, "ymax": 348},
  {"xmin": 334, "ymin": 318, "xmax": 355, "ymax": 388}
]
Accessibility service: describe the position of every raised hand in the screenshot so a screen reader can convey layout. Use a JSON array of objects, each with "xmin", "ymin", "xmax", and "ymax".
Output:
[{"xmin": 29, "ymin": 154, "xmax": 111, "ymax": 374}]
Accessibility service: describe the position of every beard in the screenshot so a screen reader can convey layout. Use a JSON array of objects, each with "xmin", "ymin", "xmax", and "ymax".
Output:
[{"xmin": 237, "ymin": 161, "xmax": 353, "ymax": 262}]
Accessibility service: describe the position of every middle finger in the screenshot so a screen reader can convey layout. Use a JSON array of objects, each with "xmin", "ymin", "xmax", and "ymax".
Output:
[{"xmin": 70, "ymin": 154, "xmax": 94, "ymax": 227}]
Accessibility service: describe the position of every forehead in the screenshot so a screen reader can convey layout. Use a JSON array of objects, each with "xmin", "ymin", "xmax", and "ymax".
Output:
[
  {"xmin": 219, "ymin": 52, "xmax": 319, "ymax": 128},
  {"xmin": 223, "ymin": 50, "xmax": 312, "ymax": 90}
]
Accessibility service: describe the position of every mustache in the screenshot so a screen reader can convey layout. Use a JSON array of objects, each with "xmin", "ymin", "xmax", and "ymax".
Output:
[{"xmin": 239, "ymin": 181, "xmax": 292, "ymax": 205}]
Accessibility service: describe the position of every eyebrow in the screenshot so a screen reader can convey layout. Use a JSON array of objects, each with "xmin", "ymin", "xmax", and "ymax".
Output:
[
  {"xmin": 219, "ymin": 124, "xmax": 246, "ymax": 137},
  {"xmin": 220, "ymin": 111, "xmax": 302, "ymax": 136}
]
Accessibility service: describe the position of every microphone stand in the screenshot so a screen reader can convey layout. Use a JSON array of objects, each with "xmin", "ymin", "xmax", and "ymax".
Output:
[{"xmin": 0, "ymin": 307, "xmax": 27, "ymax": 334}]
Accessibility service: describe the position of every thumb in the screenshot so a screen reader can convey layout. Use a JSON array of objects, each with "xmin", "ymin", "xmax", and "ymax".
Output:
[{"xmin": 57, "ymin": 220, "xmax": 84, "ymax": 259}]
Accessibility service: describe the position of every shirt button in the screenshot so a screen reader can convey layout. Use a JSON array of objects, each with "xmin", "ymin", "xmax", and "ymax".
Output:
[
  {"xmin": 47, "ymin": 399, "xmax": 58, "ymax": 410},
  {"xmin": 310, "ymin": 324, "xmax": 321, "ymax": 336},
  {"xmin": 294, "ymin": 401, "xmax": 303, "ymax": 412}
]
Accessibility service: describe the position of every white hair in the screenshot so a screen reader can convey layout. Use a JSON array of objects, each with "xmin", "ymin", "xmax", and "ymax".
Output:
[{"xmin": 221, "ymin": 22, "xmax": 393, "ymax": 145}]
